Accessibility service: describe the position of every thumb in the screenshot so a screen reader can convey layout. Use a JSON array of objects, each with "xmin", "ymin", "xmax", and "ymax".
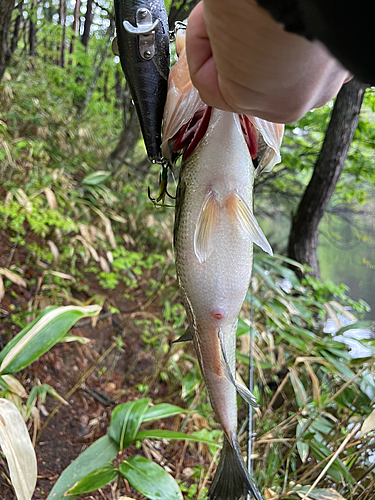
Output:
[{"xmin": 185, "ymin": 2, "xmax": 232, "ymax": 111}]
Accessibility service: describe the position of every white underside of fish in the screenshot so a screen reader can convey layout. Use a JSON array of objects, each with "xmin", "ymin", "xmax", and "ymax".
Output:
[{"xmin": 174, "ymin": 108, "xmax": 271, "ymax": 438}]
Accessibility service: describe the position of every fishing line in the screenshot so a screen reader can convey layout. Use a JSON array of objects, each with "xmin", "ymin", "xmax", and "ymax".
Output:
[{"xmin": 247, "ymin": 265, "xmax": 255, "ymax": 500}]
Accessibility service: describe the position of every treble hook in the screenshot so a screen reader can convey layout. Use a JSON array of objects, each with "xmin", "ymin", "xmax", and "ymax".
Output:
[
  {"xmin": 148, "ymin": 162, "xmax": 176, "ymax": 208},
  {"xmin": 169, "ymin": 21, "xmax": 187, "ymax": 42}
]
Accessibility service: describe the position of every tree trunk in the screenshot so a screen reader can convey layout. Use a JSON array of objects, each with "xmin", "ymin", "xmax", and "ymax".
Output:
[
  {"xmin": 76, "ymin": 26, "xmax": 113, "ymax": 119},
  {"xmin": 59, "ymin": 0, "xmax": 66, "ymax": 67},
  {"xmin": 81, "ymin": 0, "xmax": 93, "ymax": 49},
  {"xmin": 287, "ymin": 78, "xmax": 367, "ymax": 278},
  {"xmin": 107, "ymin": 99, "xmax": 141, "ymax": 171},
  {"xmin": 29, "ymin": 0, "xmax": 37, "ymax": 57},
  {"xmin": 114, "ymin": 67, "xmax": 124, "ymax": 109},
  {"xmin": 10, "ymin": 0, "xmax": 23, "ymax": 55},
  {"xmin": 0, "ymin": 0, "xmax": 16, "ymax": 82},
  {"xmin": 70, "ymin": 0, "xmax": 81, "ymax": 53}
]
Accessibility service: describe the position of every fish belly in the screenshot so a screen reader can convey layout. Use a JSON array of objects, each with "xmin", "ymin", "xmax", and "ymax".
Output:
[{"xmin": 175, "ymin": 110, "xmax": 255, "ymax": 436}]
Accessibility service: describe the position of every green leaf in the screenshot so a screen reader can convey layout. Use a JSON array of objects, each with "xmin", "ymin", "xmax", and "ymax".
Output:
[
  {"xmin": 142, "ymin": 404, "xmax": 186, "ymax": 423},
  {"xmin": 109, "ymin": 398, "xmax": 151, "ymax": 450},
  {"xmin": 46, "ymin": 436, "xmax": 119, "ymax": 500},
  {"xmin": 310, "ymin": 417, "xmax": 334, "ymax": 435},
  {"xmin": 290, "ymin": 370, "xmax": 307, "ymax": 409},
  {"xmin": 335, "ymin": 321, "xmax": 373, "ymax": 336},
  {"xmin": 309, "ymin": 441, "xmax": 353, "ymax": 483},
  {"xmin": 277, "ymin": 329, "xmax": 308, "ymax": 351},
  {"xmin": 0, "ymin": 307, "xmax": 58, "ymax": 365},
  {"xmin": 82, "ymin": 171, "xmax": 111, "ymax": 185},
  {"xmin": 320, "ymin": 350, "xmax": 355, "ymax": 381},
  {"xmin": 253, "ymin": 262, "xmax": 280, "ymax": 292},
  {"xmin": 65, "ymin": 466, "xmax": 118, "ymax": 495},
  {"xmin": 135, "ymin": 429, "xmax": 221, "ymax": 447},
  {"xmin": 296, "ymin": 420, "xmax": 309, "ymax": 463},
  {"xmin": 0, "ymin": 306, "xmax": 101, "ymax": 375},
  {"xmin": 236, "ymin": 317, "xmax": 251, "ymax": 337},
  {"xmin": 290, "ymin": 486, "xmax": 345, "ymax": 499},
  {"xmin": 119, "ymin": 455, "xmax": 183, "ymax": 500}
]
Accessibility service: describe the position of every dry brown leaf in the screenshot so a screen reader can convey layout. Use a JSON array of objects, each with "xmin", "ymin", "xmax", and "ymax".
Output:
[
  {"xmin": 304, "ymin": 360, "xmax": 321, "ymax": 409},
  {"xmin": 99, "ymin": 256, "xmax": 111, "ymax": 273},
  {"xmin": 87, "ymin": 244, "xmax": 99, "ymax": 262},
  {"xmin": 0, "ymin": 268, "xmax": 27, "ymax": 288},
  {"xmin": 48, "ymin": 271, "xmax": 76, "ymax": 282},
  {"xmin": 47, "ymin": 240, "xmax": 59, "ymax": 262},
  {"xmin": 15, "ymin": 189, "xmax": 33, "ymax": 212},
  {"xmin": 329, "ymin": 301, "xmax": 357, "ymax": 322},
  {"xmin": 93, "ymin": 208, "xmax": 116, "ymax": 249},
  {"xmin": 0, "ymin": 398, "xmax": 37, "ymax": 500},
  {"xmin": 2, "ymin": 375, "xmax": 27, "ymax": 398},
  {"xmin": 79, "ymin": 224, "xmax": 93, "ymax": 244},
  {"xmin": 44, "ymin": 188, "xmax": 57, "ymax": 210},
  {"xmin": 4, "ymin": 191, "xmax": 13, "ymax": 206},
  {"xmin": 324, "ymin": 303, "xmax": 342, "ymax": 329},
  {"xmin": 264, "ymin": 488, "xmax": 277, "ymax": 500},
  {"xmin": 0, "ymin": 276, "xmax": 4, "ymax": 302},
  {"xmin": 361, "ymin": 408, "xmax": 375, "ymax": 436}
]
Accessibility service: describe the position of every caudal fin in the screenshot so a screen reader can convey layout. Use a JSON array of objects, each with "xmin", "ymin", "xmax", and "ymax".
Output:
[{"xmin": 208, "ymin": 434, "xmax": 264, "ymax": 500}]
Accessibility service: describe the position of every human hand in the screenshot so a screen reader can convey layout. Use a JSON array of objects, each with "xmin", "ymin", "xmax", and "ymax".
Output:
[{"xmin": 185, "ymin": 0, "xmax": 351, "ymax": 123}]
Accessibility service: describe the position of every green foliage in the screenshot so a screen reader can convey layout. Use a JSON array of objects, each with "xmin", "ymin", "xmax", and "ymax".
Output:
[
  {"xmin": 239, "ymin": 253, "xmax": 375, "ymax": 497},
  {"xmin": 0, "ymin": 305, "xmax": 100, "ymax": 375},
  {"xmin": 49, "ymin": 398, "xmax": 218, "ymax": 499},
  {"xmin": 119, "ymin": 456, "xmax": 183, "ymax": 500},
  {"xmin": 46, "ymin": 435, "xmax": 119, "ymax": 500}
]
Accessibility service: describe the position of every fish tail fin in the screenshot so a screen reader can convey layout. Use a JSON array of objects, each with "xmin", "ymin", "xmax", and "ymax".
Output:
[{"xmin": 208, "ymin": 434, "xmax": 264, "ymax": 500}]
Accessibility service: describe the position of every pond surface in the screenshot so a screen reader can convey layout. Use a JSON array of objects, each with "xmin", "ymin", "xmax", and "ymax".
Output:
[{"xmin": 259, "ymin": 202, "xmax": 375, "ymax": 319}]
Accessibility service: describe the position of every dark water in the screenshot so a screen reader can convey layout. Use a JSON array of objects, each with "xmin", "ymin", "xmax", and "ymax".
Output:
[{"xmin": 259, "ymin": 204, "xmax": 375, "ymax": 320}]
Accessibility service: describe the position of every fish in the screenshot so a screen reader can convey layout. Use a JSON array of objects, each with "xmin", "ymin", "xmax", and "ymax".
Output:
[
  {"xmin": 114, "ymin": 0, "xmax": 170, "ymax": 161},
  {"xmin": 162, "ymin": 31, "xmax": 284, "ymax": 500}
]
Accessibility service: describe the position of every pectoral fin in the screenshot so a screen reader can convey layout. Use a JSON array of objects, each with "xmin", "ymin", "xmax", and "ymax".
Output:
[
  {"xmin": 226, "ymin": 192, "xmax": 273, "ymax": 256},
  {"xmin": 218, "ymin": 329, "xmax": 258, "ymax": 408},
  {"xmin": 171, "ymin": 327, "xmax": 193, "ymax": 344},
  {"xmin": 194, "ymin": 190, "xmax": 220, "ymax": 263}
]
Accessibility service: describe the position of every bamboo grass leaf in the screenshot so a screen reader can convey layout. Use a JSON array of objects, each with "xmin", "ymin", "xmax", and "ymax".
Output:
[
  {"xmin": 65, "ymin": 466, "xmax": 118, "ymax": 495},
  {"xmin": 46, "ymin": 436, "xmax": 119, "ymax": 500},
  {"xmin": 0, "ymin": 306, "xmax": 101, "ymax": 375},
  {"xmin": 119, "ymin": 455, "xmax": 183, "ymax": 500},
  {"xmin": 0, "ymin": 398, "xmax": 37, "ymax": 500}
]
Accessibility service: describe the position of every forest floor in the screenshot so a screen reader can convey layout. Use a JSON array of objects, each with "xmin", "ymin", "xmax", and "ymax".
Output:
[{"xmin": 0, "ymin": 229, "xmax": 211, "ymax": 500}]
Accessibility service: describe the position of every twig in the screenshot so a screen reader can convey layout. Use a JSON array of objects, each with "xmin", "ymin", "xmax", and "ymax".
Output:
[
  {"xmin": 300, "ymin": 423, "xmax": 361, "ymax": 500},
  {"xmin": 37, "ymin": 339, "xmax": 118, "ymax": 441},
  {"xmin": 197, "ymin": 447, "xmax": 221, "ymax": 499}
]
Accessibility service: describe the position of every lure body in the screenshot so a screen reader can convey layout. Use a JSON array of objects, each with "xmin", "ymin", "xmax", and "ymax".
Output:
[{"xmin": 114, "ymin": 0, "xmax": 170, "ymax": 161}]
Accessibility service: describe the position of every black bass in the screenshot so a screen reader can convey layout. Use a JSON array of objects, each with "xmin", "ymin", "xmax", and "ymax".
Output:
[{"xmin": 162, "ymin": 32, "xmax": 283, "ymax": 500}]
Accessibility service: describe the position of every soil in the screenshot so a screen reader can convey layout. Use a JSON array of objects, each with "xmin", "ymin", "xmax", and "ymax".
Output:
[{"xmin": 0, "ymin": 230, "xmax": 211, "ymax": 500}]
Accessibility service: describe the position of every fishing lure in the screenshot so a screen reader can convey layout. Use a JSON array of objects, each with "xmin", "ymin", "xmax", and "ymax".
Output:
[{"xmin": 113, "ymin": 0, "xmax": 170, "ymax": 162}]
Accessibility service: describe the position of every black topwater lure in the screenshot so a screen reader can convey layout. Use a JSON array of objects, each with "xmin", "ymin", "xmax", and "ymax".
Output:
[{"xmin": 114, "ymin": 0, "xmax": 170, "ymax": 162}]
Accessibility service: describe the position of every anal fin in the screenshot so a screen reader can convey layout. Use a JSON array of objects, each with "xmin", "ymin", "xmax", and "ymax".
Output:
[
  {"xmin": 194, "ymin": 190, "xmax": 220, "ymax": 263},
  {"xmin": 171, "ymin": 327, "xmax": 193, "ymax": 344},
  {"xmin": 218, "ymin": 328, "xmax": 258, "ymax": 408},
  {"xmin": 226, "ymin": 191, "xmax": 273, "ymax": 256}
]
